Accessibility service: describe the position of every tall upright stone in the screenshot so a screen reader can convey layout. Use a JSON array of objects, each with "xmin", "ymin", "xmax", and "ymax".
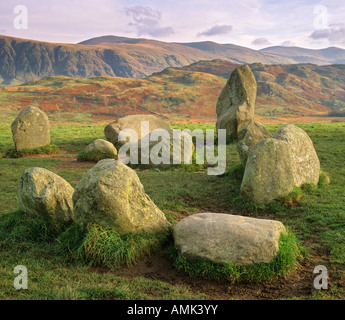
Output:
[
  {"xmin": 216, "ymin": 65, "xmax": 257, "ymax": 139},
  {"xmin": 11, "ymin": 106, "xmax": 50, "ymax": 151}
]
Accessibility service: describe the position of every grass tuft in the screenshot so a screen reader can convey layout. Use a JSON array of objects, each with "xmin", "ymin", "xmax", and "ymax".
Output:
[
  {"xmin": 4, "ymin": 144, "xmax": 59, "ymax": 158},
  {"xmin": 279, "ymin": 187, "xmax": 303, "ymax": 208},
  {"xmin": 318, "ymin": 171, "xmax": 331, "ymax": 186},
  {"xmin": 58, "ymin": 223, "xmax": 170, "ymax": 269}
]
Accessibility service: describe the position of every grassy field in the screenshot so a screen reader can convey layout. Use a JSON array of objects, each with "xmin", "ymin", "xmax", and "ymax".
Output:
[{"xmin": 0, "ymin": 121, "xmax": 344, "ymax": 300}]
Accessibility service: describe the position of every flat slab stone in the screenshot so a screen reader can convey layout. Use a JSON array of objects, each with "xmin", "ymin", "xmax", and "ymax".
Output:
[{"xmin": 173, "ymin": 212, "xmax": 286, "ymax": 266}]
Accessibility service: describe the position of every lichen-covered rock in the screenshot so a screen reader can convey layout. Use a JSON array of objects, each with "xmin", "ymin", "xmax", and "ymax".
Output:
[
  {"xmin": 240, "ymin": 138, "xmax": 295, "ymax": 204},
  {"xmin": 73, "ymin": 159, "xmax": 171, "ymax": 234},
  {"xmin": 273, "ymin": 124, "xmax": 320, "ymax": 187},
  {"xmin": 173, "ymin": 213, "xmax": 286, "ymax": 266},
  {"xmin": 216, "ymin": 65, "xmax": 257, "ymax": 139},
  {"xmin": 11, "ymin": 106, "xmax": 50, "ymax": 151},
  {"xmin": 83, "ymin": 139, "xmax": 117, "ymax": 160},
  {"xmin": 237, "ymin": 121, "xmax": 271, "ymax": 166},
  {"xmin": 18, "ymin": 167, "xmax": 74, "ymax": 225},
  {"xmin": 104, "ymin": 114, "xmax": 170, "ymax": 147},
  {"xmin": 137, "ymin": 128, "xmax": 195, "ymax": 167}
]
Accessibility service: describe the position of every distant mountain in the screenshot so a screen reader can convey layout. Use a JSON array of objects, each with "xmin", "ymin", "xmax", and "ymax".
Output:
[
  {"xmin": 0, "ymin": 35, "xmax": 220, "ymax": 85},
  {"xmin": 260, "ymin": 46, "xmax": 345, "ymax": 65},
  {"xmin": 1, "ymin": 34, "xmax": 345, "ymax": 86},
  {"xmin": 175, "ymin": 41, "xmax": 296, "ymax": 65}
]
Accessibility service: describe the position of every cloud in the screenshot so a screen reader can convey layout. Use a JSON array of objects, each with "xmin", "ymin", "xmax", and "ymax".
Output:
[
  {"xmin": 125, "ymin": 5, "xmax": 174, "ymax": 38},
  {"xmin": 281, "ymin": 40, "xmax": 296, "ymax": 47},
  {"xmin": 197, "ymin": 24, "xmax": 233, "ymax": 37},
  {"xmin": 309, "ymin": 23, "xmax": 345, "ymax": 44},
  {"xmin": 251, "ymin": 37, "xmax": 271, "ymax": 46}
]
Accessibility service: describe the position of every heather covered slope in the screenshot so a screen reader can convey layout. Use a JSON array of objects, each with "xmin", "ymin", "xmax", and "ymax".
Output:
[
  {"xmin": 179, "ymin": 60, "xmax": 345, "ymax": 115},
  {"xmin": 0, "ymin": 68, "xmax": 227, "ymax": 123},
  {"xmin": 1, "ymin": 62, "xmax": 341, "ymax": 124}
]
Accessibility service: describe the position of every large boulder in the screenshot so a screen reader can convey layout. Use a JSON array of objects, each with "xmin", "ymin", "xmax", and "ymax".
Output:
[
  {"xmin": 83, "ymin": 139, "xmax": 117, "ymax": 161},
  {"xmin": 237, "ymin": 121, "xmax": 271, "ymax": 166},
  {"xmin": 11, "ymin": 106, "xmax": 50, "ymax": 151},
  {"xmin": 73, "ymin": 159, "xmax": 171, "ymax": 234},
  {"xmin": 173, "ymin": 213, "xmax": 286, "ymax": 266},
  {"xmin": 272, "ymin": 124, "xmax": 320, "ymax": 187},
  {"xmin": 240, "ymin": 138, "xmax": 295, "ymax": 204},
  {"xmin": 216, "ymin": 65, "xmax": 257, "ymax": 139},
  {"xmin": 18, "ymin": 167, "xmax": 74, "ymax": 225},
  {"xmin": 104, "ymin": 114, "xmax": 170, "ymax": 147},
  {"xmin": 136, "ymin": 128, "xmax": 195, "ymax": 167}
]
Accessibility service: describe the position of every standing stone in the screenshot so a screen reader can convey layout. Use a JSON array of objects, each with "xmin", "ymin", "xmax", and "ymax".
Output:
[
  {"xmin": 73, "ymin": 159, "xmax": 171, "ymax": 234},
  {"xmin": 173, "ymin": 213, "xmax": 286, "ymax": 266},
  {"xmin": 237, "ymin": 121, "xmax": 271, "ymax": 166},
  {"xmin": 104, "ymin": 114, "xmax": 170, "ymax": 147},
  {"xmin": 216, "ymin": 65, "xmax": 257, "ymax": 139},
  {"xmin": 11, "ymin": 106, "xmax": 50, "ymax": 151},
  {"xmin": 240, "ymin": 138, "xmax": 295, "ymax": 204},
  {"xmin": 18, "ymin": 167, "xmax": 74, "ymax": 226},
  {"xmin": 137, "ymin": 128, "xmax": 195, "ymax": 167},
  {"xmin": 273, "ymin": 124, "xmax": 320, "ymax": 187}
]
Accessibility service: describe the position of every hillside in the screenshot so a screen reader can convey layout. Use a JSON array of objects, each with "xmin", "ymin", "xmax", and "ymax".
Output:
[
  {"xmin": 0, "ymin": 35, "xmax": 221, "ymax": 85},
  {"xmin": 0, "ymin": 68, "xmax": 226, "ymax": 123},
  {"xmin": 179, "ymin": 59, "xmax": 345, "ymax": 115},
  {"xmin": 3, "ymin": 60, "xmax": 345, "ymax": 124},
  {"xmin": 0, "ymin": 35, "xmax": 295, "ymax": 85},
  {"xmin": 2, "ymin": 34, "xmax": 345, "ymax": 86}
]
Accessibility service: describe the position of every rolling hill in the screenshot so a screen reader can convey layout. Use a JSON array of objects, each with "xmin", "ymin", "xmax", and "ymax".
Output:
[
  {"xmin": 0, "ymin": 68, "xmax": 227, "ymax": 123},
  {"xmin": 178, "ymin": 59, "xmax": 345, "ymax": 115},
  {"xmin": 3, "ymin": 59, "xmax": 345, "ymax": 124}
]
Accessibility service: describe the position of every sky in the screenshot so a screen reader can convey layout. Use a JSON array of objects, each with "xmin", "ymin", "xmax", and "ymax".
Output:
[{"xmin": 1, "ymin": 0, "xmax": 345, "ymax": 49}]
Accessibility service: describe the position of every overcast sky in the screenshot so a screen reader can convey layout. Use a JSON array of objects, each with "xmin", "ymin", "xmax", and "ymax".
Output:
[{"xmin": 1, "ymin": 0, "xmax": 345, "ymax": 49}]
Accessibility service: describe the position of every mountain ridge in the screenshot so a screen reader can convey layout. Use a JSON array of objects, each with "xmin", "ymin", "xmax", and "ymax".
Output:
[{"xmin": 1, "ymin": 34, "xmax": 345, "ymax": 86}]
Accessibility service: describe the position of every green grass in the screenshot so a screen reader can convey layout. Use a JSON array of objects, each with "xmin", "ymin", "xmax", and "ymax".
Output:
[
  {"xmin": 168, "ymin": 229, "xmax": 301, "ymax": 283},
  {"xmin": 0, "ymin": 121, "xmax": 344, "ymax": 299},
  {"xmin": 5, "ymin": 144, "xmax": 59, "ymax": 158},
  {"xmin": 77, "ymin": 150, "xmax": 118, "ymax": 162},
  {"xmin": 58, "ymin": 223, "xmax": 170, "ymax": 269}
]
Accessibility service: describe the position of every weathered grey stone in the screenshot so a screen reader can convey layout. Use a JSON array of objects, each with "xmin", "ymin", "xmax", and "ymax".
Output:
[
  {"xmin": 18, "ymin": 167, "xmax": 74, "ymax": 225},
  {"xmin": 240, "ymin": 138, "xmax": 295, "ymax": 204},
  {"xmin": 136, "ymin": 128, "xmax": 195, "ymax": 167},
  {"xmin": 237, "ymin": 121, "xmax": 271, "ymax": 166},
  {"xmin": 11, "ymin": 106, "xmax": 50, "ymax": 151},
  {"xmin": 84, "ymin": 139, "xmax": 117, "ymax": 159},
  {"xmin": 273, "ymin": 124, "xmax": 320, "ymax": 187},
  {"xmin": 104, "ymin": 114, "xmax": 170, "ymax": 147},
  {"xmin": 73, "ymin": 159, "xmax": 171, "ymax": 234},
  {"xmin": 216, "ymin": 65, "xmax": 257, "ymax": 139},
  {"xmin": 173, "ymin": 212, "xmax": 286, "ymax": 266}
]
